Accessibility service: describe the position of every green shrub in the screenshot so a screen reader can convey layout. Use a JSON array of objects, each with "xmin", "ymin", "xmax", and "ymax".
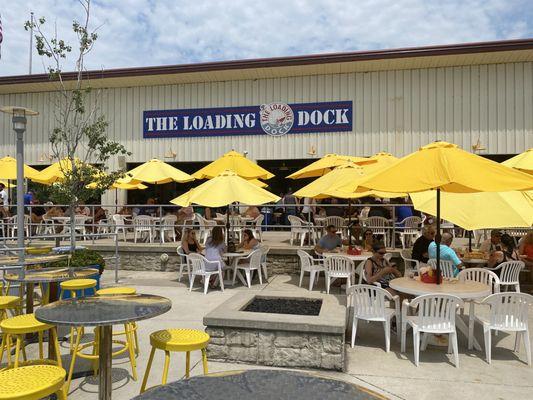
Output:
[{"xmin": 50, "ymin": 249, "xmax": 105, "ymax": 274}]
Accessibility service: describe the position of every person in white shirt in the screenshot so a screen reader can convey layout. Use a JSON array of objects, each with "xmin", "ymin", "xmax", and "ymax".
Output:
[
  {"xmin": 0, "ymin": 183, "xmax": 9, "ymax": 217},
  {"xmin": 301, "ymin": 197, "xmax": 316, "ymax": 223}
]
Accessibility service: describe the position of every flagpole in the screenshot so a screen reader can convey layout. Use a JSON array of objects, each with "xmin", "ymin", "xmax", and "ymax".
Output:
[{"xmin": 29, "ymin": 12, "xmax": 34, "ymax": 74}]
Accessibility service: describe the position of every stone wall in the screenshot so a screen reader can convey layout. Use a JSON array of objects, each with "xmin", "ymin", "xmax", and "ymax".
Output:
[
  {"xmin": 205, "ymin": 326, "xmax": 345, "ymax": 371},
  {"xmin": 97, "ymin": 249, "xmax": 300, "ymax": 275}
]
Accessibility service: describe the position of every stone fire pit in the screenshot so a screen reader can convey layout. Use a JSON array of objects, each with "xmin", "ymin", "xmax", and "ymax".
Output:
[{"xmin": 203, "ymin": 291, "xmax": 346, "ymax": 371}]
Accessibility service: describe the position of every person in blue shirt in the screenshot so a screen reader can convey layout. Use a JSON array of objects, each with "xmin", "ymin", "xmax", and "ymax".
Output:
[{"xmin": 428, "ymin": 232, "xmax": 464, "ymax": 277}]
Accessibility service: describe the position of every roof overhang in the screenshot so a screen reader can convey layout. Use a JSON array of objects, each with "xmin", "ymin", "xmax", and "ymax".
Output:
[{"xmin": 1, "ymin": 39, "xmax": 532, "ymax": 94}]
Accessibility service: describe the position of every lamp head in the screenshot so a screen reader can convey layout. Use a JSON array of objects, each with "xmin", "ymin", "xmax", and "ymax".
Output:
[{"xmin": 0, "ymin": 106, "xmax": 39, "ymax": 134}]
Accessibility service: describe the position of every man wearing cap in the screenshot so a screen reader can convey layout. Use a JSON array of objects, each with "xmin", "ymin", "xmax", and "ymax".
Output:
[{"xmin": 480, "ymin": 230, "xmax": 502, "ymax": 254}]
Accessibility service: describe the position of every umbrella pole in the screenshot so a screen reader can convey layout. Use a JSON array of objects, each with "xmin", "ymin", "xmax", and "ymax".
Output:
[
  {"xmin": 468, "ymin": 230, "xmax": 472, "ymax": 252},
  {"xmin": 348, "ymin": 199, "xmax": 351, "ymax": 246},
  {"xmin": 436, "ymin": 188, "xmax": 441, "ymax": 285},
  {"xmin": 226, "ymin": 205, "xmax": 230, "ymax": 248}
]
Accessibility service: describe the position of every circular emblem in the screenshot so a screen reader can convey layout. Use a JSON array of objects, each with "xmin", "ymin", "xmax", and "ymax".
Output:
[{"xmin": 259, "ymin": 102, "xmax": 294, "ymax": 136}]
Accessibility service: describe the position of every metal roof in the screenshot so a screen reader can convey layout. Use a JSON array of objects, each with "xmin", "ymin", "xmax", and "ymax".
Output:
[{"xmin": 1, "ymin": 38, "xmax": 533, "ymax": 94}]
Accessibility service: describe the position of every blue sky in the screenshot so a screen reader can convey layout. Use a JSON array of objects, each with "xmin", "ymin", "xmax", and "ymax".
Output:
[{"xmin": 0, "ymin": 0, "xmax": 532, "ymax": 76}]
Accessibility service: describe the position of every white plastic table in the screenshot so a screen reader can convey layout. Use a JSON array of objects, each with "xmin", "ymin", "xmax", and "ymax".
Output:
[
  {"xmin": 223, "ymin": 251, "xmax": 251, "ymax": 286},
  {"xmin": 390, "ymin": 277, "xmax": 491, "ymax": 350}
]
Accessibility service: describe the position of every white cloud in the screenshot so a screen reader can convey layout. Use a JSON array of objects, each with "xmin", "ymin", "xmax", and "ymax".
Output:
[{"xmin": 0, "ymin": 0, "xmax": 531, "ymax": 76}]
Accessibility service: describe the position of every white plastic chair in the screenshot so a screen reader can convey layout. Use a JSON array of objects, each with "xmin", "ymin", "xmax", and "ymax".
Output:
[
  {"xmin": 187, "ymin": 253, "xmax": 225, "ymax": 295},
  {"xmin": 112, "ymin": 214, "xmax": 128, "ymax": 242},
  {"xmin": 324, "ymin": 255, "xmax": 355, "ymax": 294},
  {"xmin": 259, "ymin": 245, "xmax": 270, "ymax": 280},
  {"xmin": 176, "ymin": 245, "xmax": 190, "ymax": 282},
  {"xmin": 288, "ymin": 215, "xmax": 315, "ymax": 246},
  {"xmin": 159, "ymin": 215, "xmax": 177, "ymax": 243},
  {"xmin": 474, "ymin": 292, "xmax": 533, "ymax": 365},
  {"xmin": 457, "ymin": 268, "xmax": 500, "ymax": 350},
  {"xmin": 252, "ymin": 214, "xmax": 264, "ymax": 241},
  {"xmin": 396, "ymin": 216, "xmax": 422, "ymax": 248},
  {"xmin": 297, "ymin": 250, "xmax": 326, "ymax": 291},
  {"xmin": 39, "ymin": 214, "xmax": 56, "ymax": 236},
  {"xmin": 347, "ymin": 284, "xmax": 400, "ymax": 352},
  {"xmin": 400, "ymin": 249, "xmax": 420, "ymax": 276},
  {"xmin": 232, "ymin": 249, "xmax": 264, "ymax": 288},
  {"xmin": 8, "ymin": 215, "xmax": 30, "ymax": 238},
  {"xmin": 401, "ymin": 294, "xmax": 464, "ymax": 367},
  {"xmin": 229, "ymin": 215, "xmax": 243, "ymax": 242},
  {"xmin": 486, "ymin": 261, "xmax": 524, "ymax": 292},
  {"xmin": 363, "ymin": 216, "xmax": 390, "ymax": 247},
  {"xmin": 195, "ymin": 213, "xmax": 216, "ymax": 245},
  {"xmin": 133, "ymin": 215, "xmax": 153, "ymax": 243},
  {"xmin": 428, "ymin": 258, "xmax": 455, "ymax": 279}
]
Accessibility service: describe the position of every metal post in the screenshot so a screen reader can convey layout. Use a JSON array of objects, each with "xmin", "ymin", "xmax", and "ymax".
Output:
[
  {"xmin": 435, "ymin": 188, "xmax": 441, "ymax": 285},
  {"xmin": 29, "ymin": 12, "xmax": 34, "ymax": 74},
  {"xmin": 114, "ymin": 233, "xmax": 119, "ymax": 283},
  {"xmin": 99, "ymin": 325, "xmax": 113, "ymax": 400},
  {"xmin": 16, "ymin": 130, "xmax": 25, "ymax": 277},
  {"xmin": 391, "ymin": 204, "xmax": 396, "ymax": 249}
]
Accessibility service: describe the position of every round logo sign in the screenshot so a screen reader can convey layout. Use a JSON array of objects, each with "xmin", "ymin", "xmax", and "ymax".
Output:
[{"xmin": 259, "ymin": 102, "xmax": 294, "ymax": 136}]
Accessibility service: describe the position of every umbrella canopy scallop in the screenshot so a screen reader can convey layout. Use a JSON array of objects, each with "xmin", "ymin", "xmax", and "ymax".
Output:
[
  {"xmin": 192, "ymin": 151, "xmax": 274, "ymax": 180},
  {"xmin": 32, "ymin": 157, "xmax": 86, "ymax": 184},
  {"xmin": 287, "ymin": 153, "xmax": 375, "ymax": 179},
  {"xmin": 358, "ymin": 141, "xmax": 533, "ymax": 193},
  {"xmin": 171, "ymin": 170, "xmax": 280, "ymax": 207},
  {"xmin": 0, "ymin": 156, "xmax": 40, "ymax": 180},
  {"xmin": 125, "ymin": 159, "xmax": 194, "ymax": 184},
  {"xmin": 502, "ymin": 148, "xmax": 533, "ymax": 175}
]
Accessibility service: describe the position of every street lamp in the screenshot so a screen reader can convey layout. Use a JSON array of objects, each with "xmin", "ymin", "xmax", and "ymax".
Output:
[{"xmin": 0, "ymin": 106, "xmax": 39, "ymax": 278}]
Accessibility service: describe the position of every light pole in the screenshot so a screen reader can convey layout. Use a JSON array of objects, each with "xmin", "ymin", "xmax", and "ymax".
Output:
[{"xmin": 0, "ymin": 106, "xmax": 39, "ymax": 278}]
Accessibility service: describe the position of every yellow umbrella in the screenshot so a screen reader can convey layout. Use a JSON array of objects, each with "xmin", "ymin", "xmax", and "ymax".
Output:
[
  {"xmin": 87, "ymin": 180, "xmax": 148, "ymax": 190},
  {"xmin": 287, "ymin": 153, "xmax": 376, "ymax": 179},
  {"xmin": 502, "ymin": 148, "xmax": 533, "ymax": 174},
  {"xmin": 410, "ymin": 190, "xmax": 533, "ymax": 230},
  {"xmin": 250, "ymin": 179, "xmax": 268, "ymax": 188},
  {"xmin": 358, "ymin": 141, "xmax": 533, "ymax": 282},
  {"xmin": 32, "ymin": 157, "xmax": 86, "ymax": 184},
  {"xmin": 171, "ymin": 170, "xmax": 280, "ymax": 207},
  {"xmin": 125, "ymin": 159, "xmax": 194, "ymax": 184},
  {"xmin": 192, "ymin": 151, "xmax": 274, "ymax": 180},
  {"xmin": 0, "ymin": 181, "xmax": 13, "ymax": 188},
  {"xmin": 294, "ymin": 163, "xmax": 404, "ymax": 199},
  {"xmin": 0, "ymin": 156, "xmax": 40, "ymax": 180}
]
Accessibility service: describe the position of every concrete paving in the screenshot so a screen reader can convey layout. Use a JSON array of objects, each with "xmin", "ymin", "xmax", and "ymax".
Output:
[{"xmin": 9, "ymin": 269, "xmax": 533, "ymax": 400}]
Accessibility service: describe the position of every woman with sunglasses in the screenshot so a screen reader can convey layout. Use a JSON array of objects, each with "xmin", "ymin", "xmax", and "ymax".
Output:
[
  {"xmin": 361, "ymin": 229, "xmax": 374, "ymax": 252},
  {"xmin": 364, "ymin": 242, "xmax": 401, "ymax": 295},
  {"xmin": 238, "ymin": 229, "xmax": 260, "ymax": 250},
  {"xmin": 181, "ymin": 228, "xmax": 203, "ymax": 254}
]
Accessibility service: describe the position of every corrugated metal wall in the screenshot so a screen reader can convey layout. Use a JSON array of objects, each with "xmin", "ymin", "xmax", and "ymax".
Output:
[{"xmin": 1, "ymin": 62, "xmax": 532, "ymax": 169}]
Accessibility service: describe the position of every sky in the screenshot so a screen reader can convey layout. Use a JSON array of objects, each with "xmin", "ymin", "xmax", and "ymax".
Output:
[{"xmin": 0, "ymin": 0, "xmax": 532, "ymax": 77}]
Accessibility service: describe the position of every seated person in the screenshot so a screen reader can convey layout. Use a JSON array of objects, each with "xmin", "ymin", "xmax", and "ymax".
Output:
[
  {"xmin": 177, "ymin": 205, "xmax": 194, "ymax": 222},
  {"xmin": 487, "ymin": 233, "xmax": 519, "ymax": 268},
  {"xmin": 395, "ymin": 198, "xmax": 414, "ymax": 225},
  {"xmin": 361, "ymin": 229, "xmax": 374, "ymax": 252},
  {"xmin": 243, "ymin": 206, "xmax": 260, "ymax": 219},
  {"xmin": 204, "ymin": 226, "xmax": 227, "ymax": 287},
  {"xmin": 519, "ymin": 230, "xmax": 533, "ymax": 281},
  {"xmin": 314, "ymin": 225, "xmax": 347, "ymax": 255},
  {"xmin": 427, "ymin": 232, "xmax": 464, "ymax": 277},
  {"xmin": 75, "ymin": 202, "xmax": 91, "ymax": 216},
  {"xmin": 411, "ymin": 225, "xmax": 436, "ymax": 263},
  {"xmin": 29, "ymin": 199, "xmax": 46, "ymax": 234},
  {"xmin": 364, "ymin": 242, "xmax": 401, "ymax": 294},
  {"xmin": 238, "ymin": 229, "xmax": 259, "ymax": 250},
  {"xmin": 140, "ymin": 198, "xmax": 159, "ymax": 216},
  {"xmin": 480, "ymin": 229, "xmax": 502, "ymax": 254},
  {"xmin": 181, "ymin": 228, "xmax": 203, "ymax": 254}
]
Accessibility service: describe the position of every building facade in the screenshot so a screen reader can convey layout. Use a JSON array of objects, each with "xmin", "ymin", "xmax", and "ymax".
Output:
[{"xmin": 0, "ymin": 39, "xmax": 532, "ymax": 202}]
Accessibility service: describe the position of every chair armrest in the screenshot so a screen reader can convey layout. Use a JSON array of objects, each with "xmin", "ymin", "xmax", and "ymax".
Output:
[
  {"xmin": 401, "ymin": 299, "xmax": 410, "ymax": 322},
  {"xmin": 392, "ymin": 295, "xmax": 401, "ymax": 318}
]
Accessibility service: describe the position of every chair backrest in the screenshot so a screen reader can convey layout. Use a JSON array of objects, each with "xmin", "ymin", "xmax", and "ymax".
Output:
[
  {"xmin": 402, "ymin": 216, "xmax": 422, "ymax": 233},
  {"xmin": 364, "ymin": 216, "xmax": 389, "ymax": 234},
  {"xmin": 229, "ymin": 215, "xmax": 242, "ymax": 227},
  {"xmin": 176, "ymin": 245, "xmax": 187, "ymax": 263},
  {"xmin": 112, "ymin": 214, "xmax": 125, "ymax": 225},
  {"xmin": 187, "ymin": 252, "xmax": 208, "ymax": 273},
  {"xmin": 360, "ymin": 207, "xmax": 370, "ymax": 219},
  {"xmin": 297, "ymin": 249, "xmax": 313, "ymax": 271},
  {"xmin": 259, "ymin": 245, "xmax": 270, "ymax": 264},
  {"xmin": 74, "ymin": 215, "xmax": 87, "ymax": 224},
  {"xmin": 254, "ymin": 214, "xmax": 264, "ymax": 228},
  {"xmin": 499, "ymin": 261, "xmax": 524, "ymax": 284},
  {"xmin": 427, "ymin": 258, "xmax": 455, "ymax": 279},
  {"xmin": 354, "ymin": 259, "xmax": 368, "ymax": 284},
  {"xmin": 482, "ymin": 292, "xmax": 533, "ymax": 330},
  {"xmin": 162, "ymin": 214, "xmax": 177, "ymax": 228},
  {"xmin": 133, "ymin": 215, "xmax": 152, "ymax": 228},
  {"xmin": 458, "ymin": 268, "xmax": 500, "ymax": 293},
  {"xmin": 248, "ymin": 249, "xmax": 263, "ymax": 268},
  {"xmin": 194, "ymin": 213, "xmax": 206, "ymax": 228},
  {"xmin": 325, "ymin": 216, "xmax": 344, "ymax": 229},
  {"xmin": 410, "ymin": 294, "xmax": 464, "ymax": 331},
  {"xmin": 288, "ymin": 215, "xmax": 303, "ymax": 228},
  {"xmin": 324, "ymin": 255, "xmax": 354, "ymax": 276},
  {"xmin": 347, "ymin": 284, "xmax": 391, "ymax": 319},
  {"xmin": 216, "ymin": 213, "xmax": 226, "ymax": 219}
]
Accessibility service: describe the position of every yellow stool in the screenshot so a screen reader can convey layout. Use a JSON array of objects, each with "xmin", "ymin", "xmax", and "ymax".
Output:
[
  {"xmin": 96, "ymin": 287, "xmax": 136, "ymax": 296},
  {"xmin": 0, "ymin": 296, "xmax": 21, "ymax": 320},
  {"xmin": 59, "ymin": 279, "xmax": 97, "ymax": 299},
  {"xmin": 96, "ymin": 287, "xmax": 139, "ymax": 354},
  {"xmin": 140, "ymin": 328, "xmax": 210, "ymax": 393},
  {"xmin": 0, "ymin": 365, "xmax": 67, "ymax": 400},
  {"xmin": 0, "ymin": 313, "xmax": 62, "ymax": 369}
]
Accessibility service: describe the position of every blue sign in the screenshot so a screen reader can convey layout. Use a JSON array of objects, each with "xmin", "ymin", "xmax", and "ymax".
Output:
[{"xmin": 143, "ymin": 101, "xmax": 352, "ymax": 138}]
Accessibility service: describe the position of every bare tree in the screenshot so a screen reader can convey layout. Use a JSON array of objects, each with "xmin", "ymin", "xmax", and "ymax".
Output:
[{"xmin": 25, "ymin": 0, "xmax": 130, "ymax": 251}]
